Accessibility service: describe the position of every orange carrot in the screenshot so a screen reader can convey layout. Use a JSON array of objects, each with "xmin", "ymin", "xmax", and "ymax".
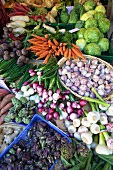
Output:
[
  {"xmin": 71, "ymin": 51, "xmax": 78, "ymax": 61},
  {"xmin": 53, "ymin": 39, "xmax": 59, "ymax": 46},
  {"xmin": 43, "ymin": 53, "xmax": 51, "ymax": 64},
  {"xmin": 36, "ymin": 51, "xmax": 49, "ymax": 60},
  {"xmin": 72, "ymin": 43, "xmax": 80, "ymax": 49},
  {"xmin": 52, "ymin": 45, "xmax": 57, "ymax": 51},
  {"xmin": 56, "ymin": 49, "xmax": 61, "ymax": 56},
  {"xmin": 59, "ymin": 43, "xmax": 63, "ymax": 47},
  {"xmin": 59, "ymin": 46, "xmax": 63, "ymax": 55},
  {"xmin": 62, "ymin": 45, "xmax": 66, "ymax": 52},
  {"xmin": 43, "ymin": 42, "xmax": 48, "ymax": 45},
  {"xmin": 31, "ymin": 34, "xmax": 47, "ymax": 41},
  {"xmin": 62, "ymin": 43, "xmax": 67, "ymax": 46},
  {"xmin": 71, "ymin": 47, "xmax": 86, "ymax": 61},
  {"xmin": 68, "ymin": 48, "xmax": 71, "ymax": 59},
  {"xmin": 36, "ymin": 50, "xmax": 46, "ymax": 56},
  {"xmin": 48, "ymin": 40, "xmax": 55, "ymax": 47},
  {"xmin": 64, "ymin": 48, "xmax": 69, "ymax": 58}
]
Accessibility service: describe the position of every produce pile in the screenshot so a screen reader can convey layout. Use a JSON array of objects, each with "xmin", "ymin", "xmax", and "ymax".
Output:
[{"xmin": 0, "ymin": 0, "xmax": 113, "ymax": 169}]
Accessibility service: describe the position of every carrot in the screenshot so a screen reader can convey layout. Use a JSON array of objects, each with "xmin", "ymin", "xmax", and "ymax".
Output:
[
  {"xmin": 71, "ymin": 51, "xmax": 78, "ymax": 61},
  {"xmin": 0, "ymin": 94, "xmax": 15, "ymax": 109},
  {"xmin": 59, "ymin": 43, "xmax": 63, "ymax": 47},
  {"xmin": 71, "ymin": 47, "xmax": 86, "ymax": 61},
  {"xmin": 64, "ymin": 48, "xmax": 69, "ymax": 58},
  {"xmin": 53, "ymin": 39, "xmax": 59, "ymax": 46},
  {"xmin": 31, "ymin": 34, "xmax": 47, "ymax": 41},
  {"xmin": 43, "ymin": 42, "xmax": 48, "ymax": 45},
  {"xmin": 59, "ymin": 46, "xmax": 63, "ymax": 55},
  {"xmin": 56, "ymin": 49, "xmax": 61, "ymax": 56},
  {"xmin": 52, "ymin": 45, "xmax": 57, "ymax": 52},
  {"xmin": 28, "ymin": 40, "xmax": 44, "ymax": 44},
  {"xmin": 68, "ymin": 48, "xmax": 72, "ymax": 59},
  {"xmin": 1, "ymin": 102, "xmax": 13, "ymax": 115},
  {"xmin": 36, "ymin": 50, "xmax": 46, "ymax": 56},
  {"xmin": 72, "ymin": 43, "xmax": 80, "ymax": 49},
  {"xmin": 0, "ymin": 112, "xmax": 8, "ymax": 125},
  {"xmin": 62, "ymin": 43, "xmax": 67, "ymax": 46},
  {"xmin": 36, "ymin": 51, "xmax": 49, "ymax": 60},
  {"xmin": 43, "ymin": 53, "xmax": 51, "ymax": 64},
  {"xmin": 48, "ymin": 40, "xmax": 55, "ymax": 47},
  {"xmin": 62, "ymin": 45, "xmax": 66, "ymax": 52}
]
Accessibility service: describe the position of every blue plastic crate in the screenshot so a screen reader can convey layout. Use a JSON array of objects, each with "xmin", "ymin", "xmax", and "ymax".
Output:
[{"xmin": 0, "ymin": 114, "xmax": 71, "ymax": 170}]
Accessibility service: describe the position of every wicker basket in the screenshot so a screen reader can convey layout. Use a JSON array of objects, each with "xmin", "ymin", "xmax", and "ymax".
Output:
[{"xmin": 58, "ymin": 55, "xmax": 113, "ymax": 101}]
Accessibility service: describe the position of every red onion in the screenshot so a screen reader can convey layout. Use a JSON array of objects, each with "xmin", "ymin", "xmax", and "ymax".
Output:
[
  {"xmin": 67, "ymin": 106, "xmax": 73, "ymax": 114},
  {"xmin": 33, "ymin": 82, "xmax": 39, "ymax": 89},
  {"xmin": 76, "ymin": 108, "xmax": 84, "ymax": 116},
  {"xmin": 37, "ymin": 102, "xmax": 43, "ymax": 108},
  {"xmin": 53, "ymin": 112, "xmax": 60, "ymax": 119},
  {"xmin": 46, "ymin": 113, "xmax": 53, "ymax": 120},
  {"xmin": 72, "ymin": 102, "xmax": 77, "ymax": 108},
  {"xmin": 29, "ymin": 84, "xmax": 33, "ymax": 87},
  {"xmin": 50, "ymin": 103, "xmax": 57, "ymax": 109},
  {"xmin": 79, "ymin": 100, "xmax": 87, "ymax": 107},
  {"xmin": 63, "ymin": 90, "xmax": 70, "ymax": 94},
  {"xmin": 29, "ymin": 69, "xmax": 34, "ymax": 74},
  {"xmin": 66, "ymin": 60, "xmax": 71, "ymax": 66}
]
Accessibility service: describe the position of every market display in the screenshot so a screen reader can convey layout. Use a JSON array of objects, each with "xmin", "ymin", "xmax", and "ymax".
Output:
[{"xmin": 0, "ymin": 0, "xmax": 113, "ymax": 169}]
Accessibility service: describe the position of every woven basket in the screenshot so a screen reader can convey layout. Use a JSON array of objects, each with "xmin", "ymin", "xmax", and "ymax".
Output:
[{"xmin": 58, "ymin": 55, "xmax": 113, "ymax": 101}]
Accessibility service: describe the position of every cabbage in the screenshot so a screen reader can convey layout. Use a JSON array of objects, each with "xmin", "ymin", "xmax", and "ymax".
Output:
[
  {"xmin": 84, "ymin": 27, "xmax": 100, "ymax": 43},
  {"xmin": 98, "ymin": 18, "xmax": 110, "ymax": 33},
  {"xmin": 77, "ymin": 28, "xmax": 86, "ymax": 39},
  {"xmin": 95, "ymin": 5, "xmax": 106, "ymax": 14},
  {"xmin": 99, "ymin": 32, "xmax": 104, "ymax": 38},
  {"xmin": 87, "ymin": 10, "xmax": 96, "ymax": 15},
  {"xmin": 83, "ymin": 0, "xmax": 95, "ymax": 12},
  {"xmin": 94, "ymin": 12, "xmax": 106, "ymax": 20},
  {"xmin": 84, "ymin": 43, "xmax": 101, "ymax": 55},
  {"xmin": 80, "ymin": 12, "xmax": 93, "ymax": 21},
  {"xmin": 84, "ymin": 18, "xmax": 97, "ymax": 29},
  {"xmin": 76, "ymin": 39, "xmax": 86, "ymax": 51},
  {"xmin": 98, "ymin": 38, "xmax": 109, "ymax": 52}
]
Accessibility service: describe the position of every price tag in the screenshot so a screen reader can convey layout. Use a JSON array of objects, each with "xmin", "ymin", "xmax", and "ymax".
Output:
[{"xmin": 0, "ymin": 79, "xmax": 11, "ymax": 92}]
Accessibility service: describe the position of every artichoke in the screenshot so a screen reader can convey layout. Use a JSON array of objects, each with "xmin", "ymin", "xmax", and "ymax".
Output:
[
  {"xmin": 77, "ymin": 142, "xmax": 90, "ymax": 157},
  {"xmin": 61, "ymin": 141, "xmax": 74, "ymax": 160},
  {"xmin": 19, "ymin": 97, "xmax": 27, "ymax": 105}
]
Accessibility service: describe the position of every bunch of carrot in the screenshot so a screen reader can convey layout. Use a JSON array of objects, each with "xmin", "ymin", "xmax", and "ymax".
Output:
[{"xmin": 27, "ymin": 34, "xmax": 86, "ymax": 64}]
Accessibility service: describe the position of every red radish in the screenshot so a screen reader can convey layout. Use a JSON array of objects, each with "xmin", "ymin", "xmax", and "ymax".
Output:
[
  {"xmin": 79, "ymin": 100, "xmax": 87, "ymax": 106},
  {"xmin": 59, "ymin": 103, "xmax": 65, "ymax": 109},
  {"xmin": 37, "ymin": 86, "xmax": 43, "ymax": 93},
  {"xmin": 70, "ymin": 113, "xmax": 78, "ymax": 120},
  {"xmin": 50, "ymin": 103, "xmax": 57, "ymax": 109},
  {"xmin": 67, "ymin": 115, "xmax": 71, "ymax": 121},
  {"xmin": 67, "ymin": 106, "xmax": 73, "ymax": 114},
  {"xmin": 53, "ymin": 112, "xmax": 60, "ymax": 119},
  {"xmin": 48, "ymin": 108, "xmax": 55, "ymax": 114},
  {"xmin": 30, "ymin": 72, "xmax": 36, "ymax": 76},
  {"xmin": 72, "ymin": 102, "xmax": 77, "ymax": 108},
  {"xmin": 67, "ymin": 101, "xmax": 71, "ymax": 107},
  {"xmin": 76, "ymin": 108, "xmax": 84, "ymax": 116},
  {"xmin": 46, "ymin": 113, "xmax": 53, "ymax": 120},
  {"xmin": 33, "ymin": 82, "xmax": 39, "ymax": 89},
  {"xmin": 56, "ymin": 89, "xmax": 61, "ymax": 94},
  {"xmin": 38, "ymin": 108, "xmax": 44, "ymax": 113},
  {"xmin": 22, "ymin": 80, "xmax": 30, "ymax": 86},
  {"xmin": 29, "ymin": 69, "xmax": 35, "ymax": 74},
  {"xmin": 76, "ymin": 104, "xmax": 81, "ymax": 109}
]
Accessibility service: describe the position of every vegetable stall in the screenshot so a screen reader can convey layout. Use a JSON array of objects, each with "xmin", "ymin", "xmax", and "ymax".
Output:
[{"xmin": 0, "ymin": 0, "xmax": 113, "ymax": 169}]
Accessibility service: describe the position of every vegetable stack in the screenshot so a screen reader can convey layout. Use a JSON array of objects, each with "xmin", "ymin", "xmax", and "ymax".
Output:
[{"xmin": 27, "ymin": 34, "xmax": 86, "ymax": 63}]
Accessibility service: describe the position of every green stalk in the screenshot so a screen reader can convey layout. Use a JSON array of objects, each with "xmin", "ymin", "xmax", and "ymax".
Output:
[
  {"xmin": 83, "ymin": 96, "xmax": 110, "ymax": 107},
  {"xmin": 99, "ymin": 133, "xmax": 106, "ymax": 145},
  {"xmin": 89, "ymin": 102, "xmax": 96, "ymax": 111},
  {"xmin": 85, "ymin": 151, "xmax": 93, "ymax": 170},
  {"xmin": 103, "ymin": 162, "xmax": 111, "ymax": 170},
  {"xmin": 84, "ymin": 110, "xmax": 88, "ymax": 116},
  {"xmin": 92, "ymin": 87, "xmax": 105, "ymax": 102}
]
